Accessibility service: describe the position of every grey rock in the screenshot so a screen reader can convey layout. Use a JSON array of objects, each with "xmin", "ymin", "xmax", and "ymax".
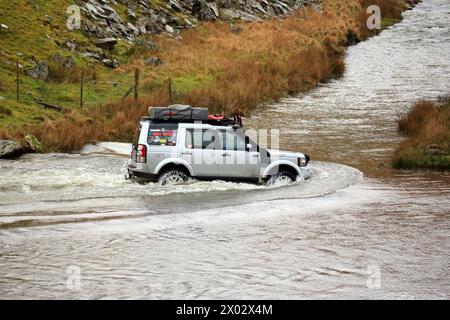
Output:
[
  {"xmin": 134, "ymin": 39, "xmax": 159, "ymax": 51},
  {"xmin": 22, "ymin": 134, "xmax": 43, "ymax": 153},
  {"xmin": 208, "ymin": 3, "xmax": 219, "ymax": 18},
  {"xmin": 0, "ymin": 140, "xmax": 24, "ymax": 159},
  {"xmin": 144, "ymin": 57, "xmax": 162, "ymax": 66},
  {"xmin": 165, "ymin": 24, "xmax": 175, "ymax": 34},
  {"xmin": 127, "ymin": 22, "xmax": 140, "ymax": 35},
  {"xmin": 102, "ymin": 58, "xmax": 119, "ymax": 68},
  {"xmin": 169, "ymin": 0, "xmax": 183, "ymax": 12},
  {"xmin": 127, "ymin": 8, "xmax": 137, "ymax": 21},
  {"xmin": 63, "ymin": 57, "xmax": 75, "ymax": 69},
  {"xmin": 26, "ymin": 61, "xmax": 49, "ymax": 81},
  {"xmin": 95, "ymin": 38, "xmax": 118, "ymax": 50},
  {"xmin": 192, "ymin": 0, "xmax": 217, "ymax": 21},
  {"xmin": 82, "ymin": 52, "xmax": 102, "ymax": 61},
  {"xmin": 63, "ymin": 39, "xmax": 78, "ymax": 51},
  {"xmin": 1, "ymin": 24, "xmax": 8, "ymax": 30}
]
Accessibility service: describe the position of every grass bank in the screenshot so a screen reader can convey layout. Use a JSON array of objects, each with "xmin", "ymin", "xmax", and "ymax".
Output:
[
  {"xmin": 0, "ymin": 0, "xmax": 408, "ymax": 152},
  {"xmin": 393, "ymin": 98, "xmax": 450, "ymax": 170}
]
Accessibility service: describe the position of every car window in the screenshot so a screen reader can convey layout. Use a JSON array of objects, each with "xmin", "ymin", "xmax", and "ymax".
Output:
[
  {"xmin": 147, "ymin": 124, "xmax": 178, "ymax": 146},
  {"xmin": 185, "ymin": 129, "xmax": 216, "ymax": 150},
  {"xmin": 220, "ymin": 130, "xmax": 246, "ymax": 151}
]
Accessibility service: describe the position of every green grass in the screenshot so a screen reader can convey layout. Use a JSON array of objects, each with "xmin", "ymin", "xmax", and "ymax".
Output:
[{"xmin": 0, "ymin": 0, "xmax": 214, "ymax": 131}]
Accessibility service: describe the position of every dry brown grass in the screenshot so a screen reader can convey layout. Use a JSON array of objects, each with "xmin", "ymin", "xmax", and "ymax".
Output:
[
  {"xmin": 122, "ymin": 2, "xmax": 365, "ymax": 114},
  {"xmin": 394, "ymin": 98, "xmax": 450, "ymax": 169},
  {"xmin": 0, "ymin": 128, "xmax": 10, "ymax": 140}
]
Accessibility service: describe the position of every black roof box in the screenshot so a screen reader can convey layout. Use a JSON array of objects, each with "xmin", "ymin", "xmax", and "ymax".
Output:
[{"xmin": 148, "ymin": 105, "xmax": 209, "ymax": 121}]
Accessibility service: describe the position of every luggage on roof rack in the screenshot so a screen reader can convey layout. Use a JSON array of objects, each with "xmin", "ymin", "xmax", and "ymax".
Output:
[{"xmin": 148, "ymin": 105, "xmax": 209, "ymax": 121}]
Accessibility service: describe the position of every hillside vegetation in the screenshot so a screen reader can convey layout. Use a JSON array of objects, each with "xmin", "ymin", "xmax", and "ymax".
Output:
[{"xmin": 0, "ymin": 0, "xmax": 408, "ymax": 151}]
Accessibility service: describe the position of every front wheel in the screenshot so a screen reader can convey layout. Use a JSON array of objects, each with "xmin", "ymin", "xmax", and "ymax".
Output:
[
  {"xmin": 266, "ymin": 170, "xmax": 297, "ymax": 187},
  {"xmin": 158, "ymin": 169, "xmax": 190, "ymax": 186}
]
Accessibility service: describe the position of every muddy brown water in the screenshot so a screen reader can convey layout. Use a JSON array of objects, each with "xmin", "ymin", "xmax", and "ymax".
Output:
[{"xmin": 0, "ymin": 0, "xmax": 449, "ymax": 299}]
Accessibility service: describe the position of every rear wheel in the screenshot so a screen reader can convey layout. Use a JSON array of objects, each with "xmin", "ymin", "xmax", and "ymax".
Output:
[
  {"xmin": 158, "ymin": 169, "xmax": 189, "ymax": 186},
  {"xmin": 266, "ymin": 170, "xmax": 297, "ymax": 186}
]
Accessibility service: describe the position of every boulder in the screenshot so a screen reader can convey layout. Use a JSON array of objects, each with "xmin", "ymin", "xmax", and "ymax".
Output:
[
  {"xmin": 22, "ymin": 134, "xmax": 43, "ymax": 153},
  {"xmin": 102, "ymin": 58, "xmax": 119, "ymax": 68},
  {"xmin": 165, "ymin": 24, "xmax": 175, "ymax": 34},
  {"xmin": 0, "ymin": 140, "xmax": 24, "ymax": 159},
  {"xmin": 95, "ymin": 38, "xmax": 118, "ymax": 50},
  {"xmin": 26, "ymin": 61, "xmax": 49, "ymax": 81},
  {"xmin": 169, "ymin": 0, "xmax": 183, "ymax": 12},
  {"xmin": 0, "ymin": 24, "xmax": 8, "ymax": 31},
  {"xmin": 192, "ymin": 0, "xmax": 217, "ymax": 21},
  {"xmin": 144, "ymin": 57, "xmax": 162, "ymax": 66}
]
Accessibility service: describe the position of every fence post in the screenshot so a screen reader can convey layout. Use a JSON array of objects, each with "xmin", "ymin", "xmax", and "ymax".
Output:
[
  {"xmin": 80, "ymin": 68, "xmax": 84, "ymax": 109},
  {"xmin": 16, "ymin": 59, "xmax": 19, "ymax": 101},
  {"xmin": 168, "ymin": 77, "xmax": 173, "ymax": 105},
  {"xmin": 134, "ymin": 69, "xmax": 139, "ymax": 102}
]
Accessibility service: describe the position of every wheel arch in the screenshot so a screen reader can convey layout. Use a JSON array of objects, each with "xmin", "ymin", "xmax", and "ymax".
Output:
[
  {"xmin": 155, "ymin": 159, "xmax": 194, "ymax": 177},
  {"xmin": 263, "ymin": 161, "xmax": 301, "ymax": 178}
]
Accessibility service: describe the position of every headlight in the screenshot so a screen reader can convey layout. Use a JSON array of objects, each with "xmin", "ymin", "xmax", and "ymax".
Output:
[{"xmin": 298, "ymin": 157, "xmax": 307, "ymax": 167}]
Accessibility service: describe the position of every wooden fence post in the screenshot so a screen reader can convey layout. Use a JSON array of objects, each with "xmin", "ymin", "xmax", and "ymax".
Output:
[
  {"xmin": 16, "ymin": 59, "xmax": 19, "ymax": 101},
  {"xmin": 134, "ymin": 69, "xmax": 139, "ymax": 102},
  {"xmin": 80, "ymin": 68, "xmax": 84, "ymax": 109},
  {"xmin": 168, "ymin": 77, "xmax": 173, "ymax": 105}
]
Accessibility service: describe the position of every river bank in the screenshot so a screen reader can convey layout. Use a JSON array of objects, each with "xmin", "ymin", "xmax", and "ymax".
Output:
[
  {"xmin": 393, "ymin": 98, "xmax": 450, "ymax": 169},
  {"xmin": 0, "ymin": 0, "xmax": 411, "ymax": 153}
]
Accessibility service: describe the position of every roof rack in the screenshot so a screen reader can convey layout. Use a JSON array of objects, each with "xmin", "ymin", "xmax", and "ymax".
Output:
[
  {"xmin": 140, "ymin": 116, "xmax": 240, "ymax": 128},
  {"xmin": 142, "ymin": 105, "xmax": 244, "ymax": 128}
]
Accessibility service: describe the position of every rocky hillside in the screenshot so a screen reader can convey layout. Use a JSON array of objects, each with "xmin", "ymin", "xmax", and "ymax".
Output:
[{"xmin": 80, "ymin": 0, "xmax": 318, "ymax": 40}]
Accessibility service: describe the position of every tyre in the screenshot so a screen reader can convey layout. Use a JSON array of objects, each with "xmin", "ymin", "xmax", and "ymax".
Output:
[
  {"xmin": 266, "ymin": 170, "xmax": 297, "ymax": 186},
  {"xmin": 158, "ymin": 169, "xmax": 189, "ymax": 186}
]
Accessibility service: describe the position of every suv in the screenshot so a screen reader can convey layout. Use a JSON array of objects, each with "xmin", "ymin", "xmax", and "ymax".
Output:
[{"xmin": 127, "ymin": 106, "xmax": 311, "ymax": 185}]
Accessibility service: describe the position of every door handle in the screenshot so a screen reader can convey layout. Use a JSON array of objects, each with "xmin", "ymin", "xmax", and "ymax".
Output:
[
  {"xmin": 222, "ymin": 153, "xmax": 231, "ymax": 157},
  {"xmin": 182, "ymin": 151, "xmax": 193, "ymax": 155},
  {"xmin": 252, "ymin": 154, "xmax": 259, "ymax": 158}
]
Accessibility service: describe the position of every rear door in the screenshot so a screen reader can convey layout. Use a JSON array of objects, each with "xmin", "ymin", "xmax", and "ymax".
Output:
[
  {"xmin": 146, "ymin": 123, "xmax": 179, "ymax": 172},
  {"xmin": 181, "ymin": 128, "xmax": 220, "ymax": 177}
]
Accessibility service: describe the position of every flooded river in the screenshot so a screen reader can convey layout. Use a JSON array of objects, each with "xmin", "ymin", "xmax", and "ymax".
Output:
[{"xmin": 1, "ymin": 0, "xmax": 450, "ymax": 299}]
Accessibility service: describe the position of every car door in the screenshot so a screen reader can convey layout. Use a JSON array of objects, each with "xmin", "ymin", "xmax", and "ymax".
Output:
[
  {"xmin": 181, "ymin": 128, "xmax": 220, "ymax": 177},
  {"xmin": 218, "ymin": 129, "xmax": 261, "ymax": 178}
]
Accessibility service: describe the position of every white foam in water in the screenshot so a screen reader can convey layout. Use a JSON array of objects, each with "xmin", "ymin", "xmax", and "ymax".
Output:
[
  {"xmin": 80, "ymin": 142, "xmax": 131, "ymax": 156},
  {"xmin": 0, "ymin": 151, "xmax": 362, "ymax": 219}
]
